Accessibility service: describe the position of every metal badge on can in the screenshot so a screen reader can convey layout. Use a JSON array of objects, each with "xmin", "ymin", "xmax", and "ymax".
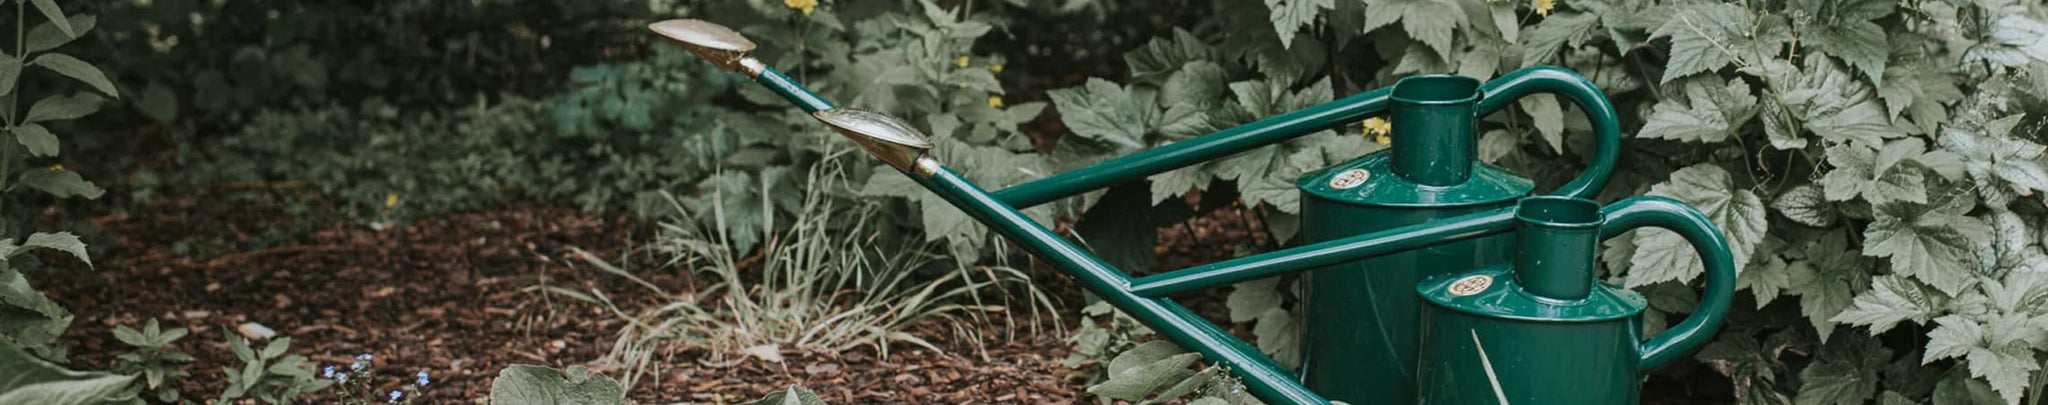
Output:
[
  {"xmin": 1329, "ymin": 169, "xmax": 1372, "ymax": 189},
  {"xmin": 1447, "ymin": 275, "xmax": 1493, "ymax": 296}
]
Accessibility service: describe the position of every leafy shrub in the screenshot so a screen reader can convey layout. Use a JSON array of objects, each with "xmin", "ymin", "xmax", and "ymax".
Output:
[
  {"xmin": 110, "ymin": 318, "xmax": 194, "ymax": 403},
  {"xmin": 213, "ymin": 332, "xmax": 328, "ymax": 404}
]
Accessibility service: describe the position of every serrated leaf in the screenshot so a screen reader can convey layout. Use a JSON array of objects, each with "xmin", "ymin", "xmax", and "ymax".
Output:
[
  {"xmin": 488, "ymin": 364, "xmax": 625, "ymax": 405},
  {"xmin": 12, "ymin": 124, "xmax": 57, "ymax": 157},
  {"xmin": 1801, "ymin": 19, "xmax": 1889, "ymax": 86},
  {"xmin": 1520, "ymin": 94, "xmax": 1564, "ymax": 152},
  {"xmin": 1773, "ymin": 184, "xmax": 1836, "ymax": 227},
  {"xmin": 1048, "ymin": 79, "xmax": 1149, "ymax": 150},
  {"xmin": 1795, "ymin": 333, "xmax": 1890, "ymax": 405},
  {"xmin": 1818, "ymin": 139, "xmax": 1929, "ymax": 206},
  {"xmin": 1521, "ymin": 12, "xmax": 1600, "ymax": 66},
  {"xmin": 1253, "ymin": 306, "xmax": 1302, "ymax": 369},
  {"xmin": 30, "ymin": 54, "xmax": 116, "ymax": 98},
  {"xmin": 1125, "ymin": 29, "xmax": 1216, "ymax": 84},
  {"xmin": 1862, "ymin": 196, "xmax": 1991, "ymax": 295},
  {"xmin": 1363, "ymin": 0, "xmax": 1463, "ymax": 61},
  {"xmin": 1637, "ymin": 78, "xmax": 1757, "ymax": 143},
  {"xmin": 18, "ymin": 168, "xmax": 104, "ymax": 200},
  {"xmin": 1088, "ymin": 350, "xmax": 1203, "ymax": 401},
  {"xmin": 1265, "ymin": 0, "xmax": 1333, "ymax": 49},
  {"xmin": 1149, "ymin": 165, "xmax": 1214, "ymax": 205},
  {"xmin": 1225, "ymin": 278, "xmax": 1282, "ymax": 323},
  {"xmin": 1626, "ymin": 165, "xmax": 1768, "ymax": 287},
  {"xmin": 1962, "ymin": 16, "xmax": 2048, "ymax": 69},
  {"xmin": 22, "ymin": 232, "xmax": 89, "ymax": 267},
  {"xmin": 1650, "ymin": 3, "xmax": 1746, "ymax": 82},
  {"xmin": 1833, "ymin": 275, "xmax": 1949, "ymax": 333}
]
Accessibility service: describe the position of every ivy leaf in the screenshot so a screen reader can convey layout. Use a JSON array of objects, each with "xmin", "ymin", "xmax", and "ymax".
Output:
[
  {"xmin": 1265, "ymin": 0, "xmax": 1333, "ymax": 49},
  {"xmin": 1862, "ymin": 195, "xmax": 1992, "ymax": 295},
  {"xmin": 1833, "ymin": 275, "xmax": 1950, "ymax": 334},
  {"xmin": 1637, "ymin": 78, "xmax": 1758, "ymax": 143},
  {"xmin": 1521, "ymin": 12, "xmax": 1600, "ymax": 66},
  {"xmin": 1793, "ymin": 0, "xmax": 1894, "ymax": 85},
  {"xmin": 1362, "ymin": 0, "xmax": 1463, "ymax": 61},
  {"xmin": 29, "ymin": 54, "xmax": 117, "ymax": 98},
  {"xmin": 11, "ymin": 124, "xmax": 57, "ymax": 157},
  {"xmin": 1048, "ymin": 79, "xmax": 1150, "ymax": 150},
  {"xmin": 1649, "ymin": 3, "xmax": 1746, "ymax": 83},
  {"xmin": 1625, "ymin": 165, "xmax": 1769, "ymax": 287},
  {"xmin": 1773, "ymin": 184, "xmax": 1836, "ymax": 227},
  {"xmin": 1818, "ymin": 139, "xmax": 1930, "ymax": 206}
]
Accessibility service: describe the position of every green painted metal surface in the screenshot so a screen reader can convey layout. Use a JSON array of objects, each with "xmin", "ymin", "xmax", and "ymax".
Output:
[
  {"xmin": 1292, "ymin": 68, "xmax": 1625, "ymax": 405},
  {"xmin": 756, "ymin": 66, "xmax": 834, "ymax": 113},
  {"xmin": 1415, "ymin": 197, "xmax": 1735, "ymax": 405}
]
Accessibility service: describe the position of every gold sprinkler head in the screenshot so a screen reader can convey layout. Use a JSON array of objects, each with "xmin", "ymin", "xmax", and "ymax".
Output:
[
  {"xmin": 647, "ymin": 19, "xmax": 761, "ymax": 76},
  {"xmin": 812, "ymin": 109, "xmax": 936, "ymax": 174}
]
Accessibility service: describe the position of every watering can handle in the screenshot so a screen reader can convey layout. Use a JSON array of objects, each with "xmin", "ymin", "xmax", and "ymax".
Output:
[
  {"xmin": 1476, "ymin": 67, "xmax": 1622, "ymax": 200},
  {"xmin": 1599, "ymin": 196, "xmax": 1736, "ymax": 372}
]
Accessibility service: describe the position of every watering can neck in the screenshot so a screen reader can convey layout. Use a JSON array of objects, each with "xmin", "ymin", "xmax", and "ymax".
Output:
[
  {"xmin": 1512, "ymin": 197, "xmax": 1602, "ymax": 301},
  {"xmin": 1388, "ymin": 75, "xmax": 1482, "ymax": 187}
]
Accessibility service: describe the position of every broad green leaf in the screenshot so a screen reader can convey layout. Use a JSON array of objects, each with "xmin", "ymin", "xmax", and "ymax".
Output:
[
  {"xmin": 1862, "ymin": 196, "xmax": 1991, "ymax": 295},
  {"xmin": 1818, "ymin": 139, "xmax": 1929, "ymax": 206},
  {"xmin": 30, "ymin": 54, "xmax": 116, "ymax": 98},
  {"xmin": 0, "ymin": 54, "xmax": 19, "ymax": 96},
  {"xmin": 1108, "ymin": 341, "xmax": 1186, "ymax": 376},
  {"xmin": 1225, "ymin": 278, "xmax": 1282, "ymax": 323},
  {"xmin": 1125, "ymin": 29, "xmax": 1216, "ymax": 84},
  {"xmin": 1521, "ymin": 12, "xmax": 1600, "ymax": 66},
  {"xmin": 487, "ymin": 364, "xmax": 624, "ymax": 405},
  {"xmin": 1265, "ymin": 0, "xmax": 1333, "ymax": 49},
  {"xmin": 1254, "ymin": 306, "xmax": 1301, "ymax": 369},
  {"xmin": 0, "ymin": 348, "xmax": 133, "ymax": 405},
  {"xmin": 1938, "ymin": 115, "xmax": 2048, "ymax": 196},
  {"xmin": 1922, "ymin": 315, "xmax": 1979, "ymax": 363},
  {"xmin": 1637, "ymin": 78, "xmax": 1757, "ymax": 143},
  {"xmin": 1788, "ymin": 59, "xmax": 1894, "ymax": 148},
  {"xmin": 1793, "ymin": 0, "xmax": 1893, "ymax": 85},
  {"xmin": 1088, "ymin": 347, "xmax": 1202, "ymax": 400},
  {"xmin": 22, "ymin": 93, "xmax": 103, "ymax": 124},
  {"xmin": 1047, "ymin": 79, "xmax": 1149, "ymax": 150},
  {"xmin": 22, "ymin": 232, "xmax": 88, "ymax": 268},
  {"xmin": 1833, "ymin": 275, "xmax": 1949, "ymax": 334},
  {"xmin": 24, "ymin": 15, "xmax": 94, "ymax": 54},
  {"xmin": 1773, "ymin": 184, "xmax": 1836, "ymax": 227},
  {"xmin": 11, "ymin": 124, "xmax": 57, "ymax": 157},
  {"xmin": 1625, "ymin": 165, "xmax": 1768, "ymax": 287},
  {"xmin": 1162, "ymin": 61, "xmax": 1228, "ymax": 111},
  {"xmin": 28, "ymin": 0, "xmax": 72, "ymax": 38},
  {"xmin": 1519, "ymin": 94, "xmax": 1564, "ymax": 152},
  {"xmin": 1148, "ymin": 165, "xmax": 1214, "ymax": 204},
  {"xmin": 1362, "ymin": 0, "xmax": 1463, "ymax": 61},
  {"xmin": 1934, "ymin": 369, "xmax": 2005, "ymax": 405},
  {"xmin": 1794, "ymin": 333, "xmax": 1890, "ymax": 405},
  {"xmin": 18, "ymin": 168, "xmax": 104, "ymax": 200},
  {"xmin": 1793, "ymin": 232, "xmax": 1870, "ymax": 342},
  {"xmin": 1649, "ymin": 3, "xmax": 1745, "ymax": 82},
  {"xmin": 1962, "ymin": 16, "xmax": 2048, "ymax": 69}
]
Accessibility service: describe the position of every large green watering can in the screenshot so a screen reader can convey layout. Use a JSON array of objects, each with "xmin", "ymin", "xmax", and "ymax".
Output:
[{"xmin": 649, "ymin": 19, "xmax": 1736, "ymax": 405}]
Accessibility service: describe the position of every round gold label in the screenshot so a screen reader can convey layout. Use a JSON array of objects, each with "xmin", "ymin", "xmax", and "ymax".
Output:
[
  {"xmin": 1328, "ymin": 169, "xmax": 1372, "ymax": 189},
  {"xmin": 1447, "ymin": 275, "xmax": 1493, "ymax": 296}
]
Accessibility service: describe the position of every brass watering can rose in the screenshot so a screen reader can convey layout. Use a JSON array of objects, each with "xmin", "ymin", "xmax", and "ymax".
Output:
[
  {"xmin": 812, "ymin": 108, "xmax": 938, "ymax": 175},
  {"xmin": 647, "ymin": 19, "xmax": 764, "ymax": 76}
]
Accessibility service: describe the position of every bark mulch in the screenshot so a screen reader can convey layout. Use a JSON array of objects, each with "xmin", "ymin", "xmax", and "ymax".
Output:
[{"xmin": 38, "ymin": 195, "xmax": 1081, "ymax": 403}]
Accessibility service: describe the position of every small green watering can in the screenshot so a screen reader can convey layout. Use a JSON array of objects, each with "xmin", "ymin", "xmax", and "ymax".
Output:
[{"xmin": 649, "ymin": 19, "xmax": 1736, "ymax": 405}]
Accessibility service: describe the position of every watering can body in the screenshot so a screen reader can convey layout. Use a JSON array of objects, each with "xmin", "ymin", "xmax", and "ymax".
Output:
[
  {"xmin": 1295, "ymin": 72, "xmax": 1620, "ymax": 403},
  {"xmin": 1415, "ymin": 197, "xmax": 1736, "ymax": 405}
]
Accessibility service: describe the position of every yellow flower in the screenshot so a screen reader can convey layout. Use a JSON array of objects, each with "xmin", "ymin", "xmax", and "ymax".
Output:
[
  {"xmin": 1534, "ymin": 0, "xmax": 1555, "ymax": 17},
  {"xmin": 1363, "ymin": 117, "xmax": 1392, "ymax": 145},
  {"xmin": 988, "ymin": 96, "xmax": 1004, "ymax": 108},
  {"xmin": 47, "ymin": 164, "xmax": 62, "ymax": 171},
  {"xmin": 955, "ymin": 56, "xmax": 970, "ymax": 68},
  {"xmin": 988, "ymin": 63, "xmax": 1004, "ymax": 73},
  {"xmin": 784, "ymin": 0, "xmax": 817, "ymax": 15},
  {"xmin": 385, "ymin": 192, "xmax": 399, "ymax": 208}
]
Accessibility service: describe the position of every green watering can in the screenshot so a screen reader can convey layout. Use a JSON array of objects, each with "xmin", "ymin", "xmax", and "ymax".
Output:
[{"xmin": 650, "ymin": 19, "xmax": 1736, "ymax": 405}]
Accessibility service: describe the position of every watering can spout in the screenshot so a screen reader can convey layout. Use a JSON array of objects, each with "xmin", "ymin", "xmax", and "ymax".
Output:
[
  {"xmin": 1388, "ymin": 75, "xmax": 1481, "ymax": 186},
  {"xmin": 1512, "ymin": 197, "xmax": 1601, "ymax": 300}
]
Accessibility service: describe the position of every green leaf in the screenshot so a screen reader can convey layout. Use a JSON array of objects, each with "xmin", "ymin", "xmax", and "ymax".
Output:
[
  {"xmin": 1636, "ymin": 78, "xmax": 1758, "ymax": 143},
  {"xmin": 1625, "ymin": 165, "xmax": 1768, "ymax": 287},
  {"xmin": 27, "ymin": 0, "xmax": 72, "ymax": 38},
  {"xmin": 1649, "ymin": 3, "xmax": 1745, "ymax": 82},
  {"xmin": 1794, "ymin": 0, "xmax": 1894, "ymax": 85},
  {"xmin": 0, "ymin": 54, "xmax": 19, "ymax": 96},
  {"xmin": 0, "ymin": 342, "xmax": 134, "ymax": 405},
  {"xmin": 1362, "ymin": 0, "xmax": 1463, "ymax": 61},
  {"xmin": 1818, "ymin": 139, "xmax": 1930, "ymax": 206},
  {"xmin": 1934, "ymin": 370, "xmax": 2004, "ymax": 405},
  {"xmin": 22, "ymin": 93, "xmax": 102, "ymax": 124},
  {"xmin": 21, "ymin": 232, "xmax": 89, "ymax": 268},
  {"xmin": 741, "ymin": 386, "xmax": 828, "ymax": 405},
  {"xmin": 1833, "ymin": 275, "xmax": 1949, "ymax": 334},
  {"xmin": 1148, "ymin": 165, "xmax": 1214, "ymax": 205},
  {"xmin": 1795, "ymin": 333, "xmax": 1890, "ymax": 405},
  {"xmin": 1161, "ymin": 61, "xmax": 1228, "ymax": 112},
  {"xmin": 1124, "ymin": 29, "xmax": 1216, "ymax": 84},
  {"xmin": 1519, "ymin": 94, "xmax": 1564, "ymax": 152},
  {"xmin": 1088, "ymin": 343, "xmax": 1202, "ymax": 401},
  {"xmin": 1048, "ymin": 79, "xmax": 1149, "ymax": 150},
  {"xmin": 1861, "ymin": 196, "xmax": 1991, "ymax": 295},
  {"xmin": 1225, "ymin": 278, "xmax": 1282, "ymax": 323},
  {"xmin": 1253, "ymin": 306, "xmax": 1301, "ymax": 369},
  {"xmin": 488, "ymin": 364, "xmax": 625, "ymax": 405},
  {"xmin": 16, "ymin": 167, "xmax": 102, "ymax": 200},
  {"xmin": 1789, "ymin": 59, "xmax": 1894, "ymax": 148},
  {"xmin": 1793, "ymin": 232, "xmax": 1870, "ymax": 342},
  {"xmin": 1961, "ymin": 16, "xmax": 2048, "ymax": 69},
  {"xmin": 1773, "ymin": 184, "xmax": 1836, "ymax": 227},
  {"xmin": 1264, "ymin": 0, "xmax": 1333, "ymax": 49},
  {"xmin": 1521, "ymin": 12, "xmax": 1600, "ymax": 66},
  {"xmin": 30, "ymin": 54, "xmax": 116, "ymax": 98},
  {"xmin": 24, "ymin": 15, "xmax": 94, "ymax": 54},
  {"xmin": 11, "ymin": 124, "xmax": 56, "ymax": 157},
  {"xmin": 1938, "ymin": 115, "xmax": 2048, "ymax": 197}
]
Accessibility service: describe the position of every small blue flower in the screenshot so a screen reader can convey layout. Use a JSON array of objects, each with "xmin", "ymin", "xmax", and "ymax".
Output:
[
  {"xmin": 388, "ymin": 390, "xmax": 404, "ymax": 403},
  {"xmin": 415, "ymin": 370, "xmax": 430, "ymax": 387},
  {"xmin": 336, "ymin": 373, "xmax": 349, "ymax": 384},
  {"xmin": 322, "ymin": 365, "xmax": 335, "ymax": 378}
]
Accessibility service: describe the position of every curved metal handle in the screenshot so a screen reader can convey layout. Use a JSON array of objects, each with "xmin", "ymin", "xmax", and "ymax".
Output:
[
  {"xmin": 1477, "ymin": 66, "xmax": 1622, "ymax": 200},
  {"xmin": 1598, "ymin": 197, "xmax": 1735, "ymax": 372}
]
